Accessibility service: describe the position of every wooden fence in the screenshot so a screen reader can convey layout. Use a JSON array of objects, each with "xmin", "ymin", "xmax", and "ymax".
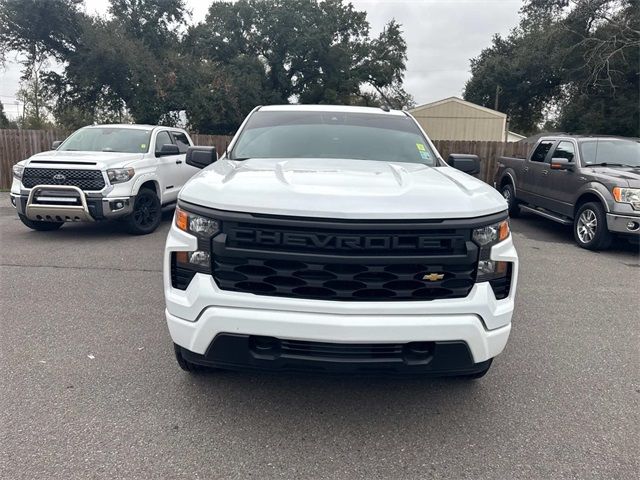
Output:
[{"xmin": 0, "ymin": 128, "xmax": 530, "ymax": 189}]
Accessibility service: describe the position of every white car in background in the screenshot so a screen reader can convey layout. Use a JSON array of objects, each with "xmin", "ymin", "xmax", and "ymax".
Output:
[{"xmin": 10, "ymin": 124, "xmax": 200, "ymax": 234}]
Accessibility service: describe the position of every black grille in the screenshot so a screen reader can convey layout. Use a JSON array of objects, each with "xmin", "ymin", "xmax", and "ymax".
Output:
[
  {"xmin": 280, "ymin": 339, "xmax": 408, "ymax": 360},
  {"xmin": 207, "ymin": 211, "xmax": 486, "ymax": 302},
  {"xmin": 22, "ymin": 168, "xmax": 105, "ymax": 190},
  {"xmin": 214, "ymin": 257, "xmax": 475, "ymax": 301}
]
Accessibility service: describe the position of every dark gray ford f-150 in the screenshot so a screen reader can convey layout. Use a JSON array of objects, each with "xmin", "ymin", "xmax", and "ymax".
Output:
[{"xmin": 494, "ymin": 135, "xmax": 640, "ymax": 250}]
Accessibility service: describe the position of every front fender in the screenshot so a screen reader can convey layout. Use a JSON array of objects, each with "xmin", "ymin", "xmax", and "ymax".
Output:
[{"xmin": 574, "ymin": 182, "xmax": 613, "ymax": 212}]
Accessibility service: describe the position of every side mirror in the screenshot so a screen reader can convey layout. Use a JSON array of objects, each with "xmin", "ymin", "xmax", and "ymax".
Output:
[
  {"xmin": 157, "ymin": 144, "xmax": 180, "ymax": 157},
  {"xmin": 550, "ymin": 158, "xmax": 573, "ymax": 170},
  {"xmin": 186, "ymin": 146, "xmax": 217, "ymax": 169},
  {"xmin": 52, "ymin": 140, "xmax": 62, "ymax": 150},
  {"xmin": 447, "ymin": 154, "xmax": 480, "ymax": 175}
]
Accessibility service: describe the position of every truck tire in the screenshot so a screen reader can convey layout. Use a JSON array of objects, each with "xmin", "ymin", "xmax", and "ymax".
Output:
[
  {"xmin": 500, "ymin": 184, "xmax": 520, "ymax": 217},
  {"xmin": 173, "ymin": 343, "xmax": 203, "ymax": 373},
  {"xmin": 574, "ymin": 202, "xmax": 612, "ymax": 250},
  {"xmin": 18, "ymin": 214, "xmax": 63, "ymax": 231},
  {"xmin": 124, "ymin": 188, "xmax": 161, "ymax": 235}
]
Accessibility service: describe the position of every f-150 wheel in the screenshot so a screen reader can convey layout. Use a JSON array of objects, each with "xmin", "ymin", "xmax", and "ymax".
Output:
[
  {"xmin": 501, "ymin": 184, "xmax": 520, "ymax": 217},
  {"xmin": 18, "ymin": 214, "xmax": 63, "ymax": 231},
  {"xmin": 574, "ymin": 202, "xmax": 612, "ymax": 250},
  {"xmin": 124, "ymin": 188, "xmax": 161, "ymax": 235}
]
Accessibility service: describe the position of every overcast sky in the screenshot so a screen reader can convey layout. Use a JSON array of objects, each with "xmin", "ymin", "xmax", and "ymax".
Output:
[{"xmin": 0, "ymin": 0, "xmax": 522, "ymax": 119}]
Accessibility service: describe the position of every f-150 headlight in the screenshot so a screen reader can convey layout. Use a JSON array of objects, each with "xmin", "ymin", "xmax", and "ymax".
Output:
[
  {"xmin": 612, "ymin": 187, "xmax": 640, "ymax": 210},
  {"xmin": 107, "ymin": 168, "xmax": 135, "ymax": 184},
  {"xmin": 12, "ymin": 164, "xmax": 24, "ymax": 179}
]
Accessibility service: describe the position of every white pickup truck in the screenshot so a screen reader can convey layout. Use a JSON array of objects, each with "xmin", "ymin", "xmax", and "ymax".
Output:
[
  {"xmin": 165, "ymin": 105, "xmax": 519, "ymax": 379},
  {"xmin": 10, "ymin": 124, "xmax": 199, "ymax": 234}
]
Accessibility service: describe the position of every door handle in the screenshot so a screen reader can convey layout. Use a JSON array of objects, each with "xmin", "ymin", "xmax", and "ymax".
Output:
[
  {"xmin": 523, "ymin": 167, "xmax": 529, "ymax": 172},
  {"xmin": 542, "ymin": 170, "xmax": 549, "ymax": 175},
  {"xmin": 176, "ymin": 160, "xmax": 183, "ymax": 164}
]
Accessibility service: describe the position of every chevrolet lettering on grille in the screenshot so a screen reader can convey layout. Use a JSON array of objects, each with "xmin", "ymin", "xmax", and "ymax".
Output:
[{"xmin": 229, "ymin": 228, "xmax": 447, "ymax": 251}]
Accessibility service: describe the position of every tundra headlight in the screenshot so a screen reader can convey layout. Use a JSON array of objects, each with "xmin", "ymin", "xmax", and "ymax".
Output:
[
  {"xmin": 612, "ymin": 187, "xmax": 640, "ymax": 210},
  {"xmin": 12, "ymin": 164, "xmax": 24, "ymax": 179},
  {"xmin": 107, "ymin": 167, "xmax": 135, "ymax": 184}
]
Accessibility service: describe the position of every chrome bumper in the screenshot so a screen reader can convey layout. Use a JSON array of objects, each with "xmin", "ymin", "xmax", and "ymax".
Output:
[{"xmin": 606, "ymin": 213, "xmax": 640, "ymax": 235}]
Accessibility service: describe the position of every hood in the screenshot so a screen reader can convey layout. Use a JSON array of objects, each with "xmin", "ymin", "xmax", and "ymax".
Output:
[
  {"xmin": 585, "ymin": 166, "xmax": 640, "ymax": 188},
  {"xmin": 179, "ymin": 158, "xmax": 507, "ymax": 220},
  {"xmin": 26, "ymin": 150, "xmax": 144, "ymax": 169}
]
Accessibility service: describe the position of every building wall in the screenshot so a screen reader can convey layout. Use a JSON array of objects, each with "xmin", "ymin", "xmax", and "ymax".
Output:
[{"xmin": 410, "ymin": 100, "xmax": 507, "ymax": 142}]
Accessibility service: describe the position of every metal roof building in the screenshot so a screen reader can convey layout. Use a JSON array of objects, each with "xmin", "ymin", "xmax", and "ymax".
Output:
[{"xmin": 410, "ymin": 97, "xmax": 519, "ymax": 142}]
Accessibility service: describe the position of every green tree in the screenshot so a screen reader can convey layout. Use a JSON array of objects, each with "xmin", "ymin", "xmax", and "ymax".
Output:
[{"xmin": 464, "ymin": 0, "xmax": 639, "ymax": 136}]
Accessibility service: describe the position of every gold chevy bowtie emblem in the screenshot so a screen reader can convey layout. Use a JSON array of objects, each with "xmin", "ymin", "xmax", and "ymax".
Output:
[{"xmin": 422, "ymin": 273, "xmax": 444, "ymax": 282}]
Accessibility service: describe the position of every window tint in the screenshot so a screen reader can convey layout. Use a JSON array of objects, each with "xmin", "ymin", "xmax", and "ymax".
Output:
[
  {"xmin": 552, "ymin": 141, "xmax": 575, "ymax": 162},
  {"xmin": 171, "ymin": 132, "xmax": 190, "ymax": 153},
  {"xmin": 531, "ymin": 141, "xmax": 554, "ymax": 162},
  {"xmin": 155, "ymin": 131, "xmax": 173, "ymax": 153}
]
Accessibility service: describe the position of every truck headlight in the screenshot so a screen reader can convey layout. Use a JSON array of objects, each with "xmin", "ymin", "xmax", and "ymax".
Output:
[
  {"xmin": 12, "ymin": 164, "xmax": 24, "ymax": 179},
  {"xmin": 472, "ymin": 219, "xmax": 510, "ymax": 246},
  {"xmin": 612, "ymin": 187, "xmax": 640, "ymax": 210},
  {"xmin": 175, "ymin": 207, "xmax": 220, "ymax": 236},
  {"xmin": 171, "ymin": 206, "xmax": 220, "ymax": 290},
  {"xmin": 107, "ymin": 168, "xmax": 135, "ymax": 184},
  {"xmin": 473, "ymin": 219, "xmax": 511, "ymax": 286}
]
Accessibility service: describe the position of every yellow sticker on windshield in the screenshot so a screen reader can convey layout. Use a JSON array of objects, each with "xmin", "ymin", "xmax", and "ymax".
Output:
[{"xmin": 416, "ymin": 143, "xmax": 426, "ymax": 151}]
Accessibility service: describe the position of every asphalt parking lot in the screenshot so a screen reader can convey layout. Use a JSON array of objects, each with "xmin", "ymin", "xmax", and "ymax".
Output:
[{"xmin": 0, "ymin": 192, "xmax": 638, "ymax": 480}]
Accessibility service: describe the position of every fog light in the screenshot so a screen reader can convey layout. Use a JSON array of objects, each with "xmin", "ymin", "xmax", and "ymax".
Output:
[
  {"xmin": 10, "ymin": 196, "xmax": 16, "ymax": 206},
  {"xmin": 626, "ymin": 221, "xmax": 639, "ymax": 231},
  {"xmin": 188, "ymin": 250, "xmax": 210, "ymax": 267}
]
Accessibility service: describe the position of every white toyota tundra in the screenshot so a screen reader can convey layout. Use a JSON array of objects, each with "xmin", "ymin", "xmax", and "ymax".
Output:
[
  {"xmin": 10, "ymin": 124, "xmax": 199, "ymax": 234},
  {"xmin": 165, "ymin": 105, "xmax": 518, "ymax": 378}
]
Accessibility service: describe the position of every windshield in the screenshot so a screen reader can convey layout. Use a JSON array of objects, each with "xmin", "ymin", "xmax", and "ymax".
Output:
[
  {"xmin": 231, "ymin": 111, "xmax": 438, "ymax": 166},
  {"xmin": 59, "ymin": 128, "xmax": 152, "ymax": 153},
  {"xmin": 579, "ymin": 139, "xmax": 640, "ymax": 167}
]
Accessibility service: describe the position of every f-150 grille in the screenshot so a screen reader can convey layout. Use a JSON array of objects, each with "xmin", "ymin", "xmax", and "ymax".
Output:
[
  {"xmin": 208, "ymin": 212, "xmax": 485, "ymax": 302},
  {"xmin": 22, "ymin": 168, "xmax": 105, "ymax": 190}
]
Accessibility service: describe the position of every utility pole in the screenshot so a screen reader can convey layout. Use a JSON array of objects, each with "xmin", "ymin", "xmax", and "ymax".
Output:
[{"xmin": 494, "ymin": 85, "xmax": 502, "ymax": 111}]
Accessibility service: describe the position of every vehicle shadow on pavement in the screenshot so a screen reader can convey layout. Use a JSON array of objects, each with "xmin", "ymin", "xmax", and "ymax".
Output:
[{"xmin": 6, "ymin": 209, "xmax": 175, "ymax": 240}]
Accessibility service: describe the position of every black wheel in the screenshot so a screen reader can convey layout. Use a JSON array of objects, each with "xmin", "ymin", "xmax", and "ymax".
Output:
[
  {"xmin": 124, "ymin": 188, "xmax": 161, "ymax": 235},
  {"xmin": 573, "ymin": 202, "xmax": 612, "ymax": 251},
  {"xmin": 501, "ymin": 183, "xmax": 520, "ymax": 217},
  {"xmin": 460, "ymin": 359, "xmax": 492, "ymax": 379},
  {"xmin": 173, "ymin": 343, "xmax": 203, "ymax": 373},
  {"xmin": 18, "ymin": 214, "xmax": 63, "ymax": 231}
]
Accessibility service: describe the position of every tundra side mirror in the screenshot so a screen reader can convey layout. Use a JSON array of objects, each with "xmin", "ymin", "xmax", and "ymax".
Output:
[
  {"xmin": 186, "ymin": 146, "xmax": 217, "ymax": 169},
  {"xmin": 447, "ymin": 154, "xmax": 480, "ymax": 175},
  {"xmin": 52, "ymin": 140, "xmax": 62, "ymax": 150},
  {"xmin": 157, "ymin": 144, "xmax": 180, "ymax": 157},
  {"xmin": 550, "ymin": 158, "xmax": 573, "ymax": 170}
]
